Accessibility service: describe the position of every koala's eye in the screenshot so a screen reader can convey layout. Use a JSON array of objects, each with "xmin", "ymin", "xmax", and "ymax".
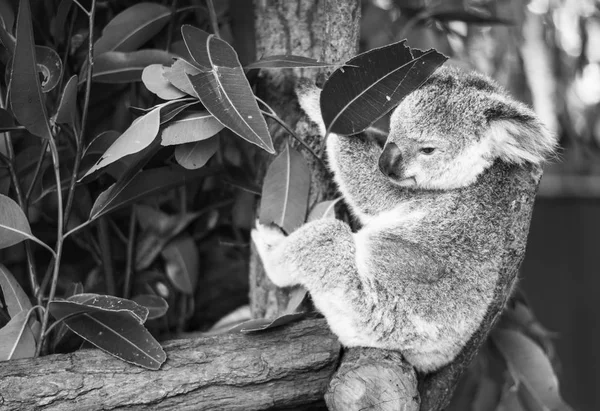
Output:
[{"xmin": 420, "ymin": 147, "xmax": 436, "ymax": 155}]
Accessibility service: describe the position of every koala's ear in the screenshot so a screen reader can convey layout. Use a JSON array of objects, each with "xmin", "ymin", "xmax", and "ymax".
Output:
[{"xmin": 484, "ymin": 96, "xmax": 557, "ymax": 165}]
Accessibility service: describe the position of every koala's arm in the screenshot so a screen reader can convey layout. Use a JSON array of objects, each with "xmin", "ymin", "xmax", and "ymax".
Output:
[
  {"xmin": 252, "ymin": 216, "xmax": 446, "ymax": 346},
  {"xmin": 296, "ymin": 85, "xmax": 406, "ymax": 221}
]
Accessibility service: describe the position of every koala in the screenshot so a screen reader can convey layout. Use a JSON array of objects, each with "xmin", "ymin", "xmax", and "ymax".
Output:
[{"xmin": 251, "ymin": 67, "xmax": 556, "ymax": 372}]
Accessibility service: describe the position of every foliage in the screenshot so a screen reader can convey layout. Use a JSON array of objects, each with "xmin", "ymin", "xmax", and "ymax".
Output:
[{"xmin": 0, "ymin": 0, "xmax": 575, "ymax": 409}]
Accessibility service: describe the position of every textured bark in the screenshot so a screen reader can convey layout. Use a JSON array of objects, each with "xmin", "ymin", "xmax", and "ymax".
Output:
[
  {"xmin": 251, "ymin": 0, "xmax": 361, "ymax": 318},
  {"xmin": 326, "ymin": 348, "xmax": 420, "ymax": 411},
  {"xmin": 0, "ymin": 319, "xmax": 340, "ymax": 411}
]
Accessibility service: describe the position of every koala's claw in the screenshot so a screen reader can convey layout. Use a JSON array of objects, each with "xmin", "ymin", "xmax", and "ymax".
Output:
[
  {"xmin": 252, "ymin": 220, "xmax": 286, "ymax": 251},
  {"xmin": 252, "ymin": 220, "xmax": 296, "ymax": 287}
]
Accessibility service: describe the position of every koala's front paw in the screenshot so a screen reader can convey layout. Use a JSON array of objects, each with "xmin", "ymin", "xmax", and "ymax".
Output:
[{"xmin": 251, "ymin": 221, "xmax": 295, "ymax": 287}]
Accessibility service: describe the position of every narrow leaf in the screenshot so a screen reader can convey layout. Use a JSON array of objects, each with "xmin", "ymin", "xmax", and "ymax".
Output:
[
  {"xmin": 161, "ymin": 111, "xmax": 223, "ymax": 146},
  {"xmin": 174, "ymin": 137, "xmax": 219, "ymax": 170},
  {"xmin": 259, "ymin": 145, "xmax": 310, "ymax": 233},
  {"xmin": 135, "ymin": 205, "xmax": 202, "ymax": 270},
  {"xmin": 54, "ymin": 75, "xmax": 79, "ymax": 128},
  {"xmin": 68, "ymin": 293, "xmax": 149, "ymax": 323},
  {"xmin": 142, "ymin": 64, "xmax": 186, "ymax": 100},
  {"xmin": 0, "ymin": 310, "xmax": 36, "ymax": 360},
  {"xmin": 307, "ymin": 198, "xmax": 340, "ymax": 222},
  {"xmin": 492, "ymin": 329, "xmax": 573, "ymax": 411},
  {"xmin": 0, "ymin": 193, "xmax": 35, "ymax": 249},
  {"xmin": 161, "ymin": 235, "xmax": 199, "ymax": 295},
  {"xmin": 182, "ymin": 25, "xmax": 274, "ymax": 153},
  {"xmin": 131, "ymin": 295, "xmax": 169, "ymax": 320},
  {"xmin": 93, "ymin": 50, "xmax": 174, "ymax": 83},
  {"xmin": 94, "ymin": 2, "xmax": 171, "ymax": 56},
  {"xmin": 9, "ymin": 0, "xmax": 52, "ymax": 140},
  {"xmin": 321, "ymin": 40, "xmax": 447, "ymax": 135},
  {"xmin": 245, "ymin": 55, "xmax": 335, "ymax": 69},
  {"xmin": 83, "ymin": 107, "xmax": 161, "ymax": 177},
  {"xmin": 49, "ymin": 301, "xmax": 166, "ymax": 370},
  {"xmin": 0, "ymin": 264, "xmax": 32, "ymax": 318},
  {"xmin": 89, "ymin": 166, "xmax": 218, "ymax": 221}
]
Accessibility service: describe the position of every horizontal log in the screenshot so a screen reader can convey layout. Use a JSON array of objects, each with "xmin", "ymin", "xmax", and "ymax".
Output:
[{"xmin": 0, "ymin": 319, "xmax": 340, "ymax": 411}]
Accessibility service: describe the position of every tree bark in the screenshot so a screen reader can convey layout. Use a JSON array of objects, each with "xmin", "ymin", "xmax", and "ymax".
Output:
[
  {"xmin": 0, "ymin": 319, "xmax": 340, "ymax": 410},
  {"xmin": 250, "ymin": 0, "xmax": 361, "ymax": 318}
]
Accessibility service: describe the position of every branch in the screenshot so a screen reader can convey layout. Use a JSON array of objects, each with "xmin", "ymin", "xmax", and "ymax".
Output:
[{"xmin": 0, "ymin": 319, "xmax": 340, "ymax": 410}]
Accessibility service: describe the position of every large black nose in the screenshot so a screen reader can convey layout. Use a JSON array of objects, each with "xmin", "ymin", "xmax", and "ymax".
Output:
[{"xmin": 378, "ymin": 142, "xmax": 403, "ymax": 179}]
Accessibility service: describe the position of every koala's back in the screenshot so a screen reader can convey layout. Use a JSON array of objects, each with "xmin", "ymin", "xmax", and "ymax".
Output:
[{"xmin": 353, "ymin": 160, "xmax": 534, "ymax": 369}]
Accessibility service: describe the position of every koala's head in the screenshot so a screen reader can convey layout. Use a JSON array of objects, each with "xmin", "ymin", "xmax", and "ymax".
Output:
[{"xmin": 379, "ymin": 67, "xmax": 556, "ymax": 190}]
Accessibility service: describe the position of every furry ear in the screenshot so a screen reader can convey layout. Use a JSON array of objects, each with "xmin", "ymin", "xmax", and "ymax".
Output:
[{"xmin": 484, "ymin": 95, "xmax": 557, "ymax": 165}]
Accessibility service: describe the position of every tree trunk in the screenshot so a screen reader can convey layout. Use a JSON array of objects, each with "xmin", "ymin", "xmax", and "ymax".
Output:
[
  {"xmin": 0, "ymin": 319, "xmax": 340, "ymax": 410},
  {"xmin": 250, "ymin": 0, "xmax": 361, "ymax": 318}
]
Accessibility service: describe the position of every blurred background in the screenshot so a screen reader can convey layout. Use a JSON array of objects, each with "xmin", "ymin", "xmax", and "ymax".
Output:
[{"xmin": 360, "ymin": 1, "xmax": 599, "ymax": 409}]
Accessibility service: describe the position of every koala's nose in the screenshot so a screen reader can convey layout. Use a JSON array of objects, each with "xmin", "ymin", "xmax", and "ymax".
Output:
[{"xmin": 378, "ymin": 142, "xmax": 403, "ymax": 179}]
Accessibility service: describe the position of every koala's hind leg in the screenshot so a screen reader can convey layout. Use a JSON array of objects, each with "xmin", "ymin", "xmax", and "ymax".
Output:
[{"xmin": 252, "ymin": 218, "xmax": 377, "ymax": 346}]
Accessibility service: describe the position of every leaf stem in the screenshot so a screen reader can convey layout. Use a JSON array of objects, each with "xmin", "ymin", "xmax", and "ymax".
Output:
[
  {"xmin": 25, "ymin": 140, "xmax": 49, "ymax": 204},
  {"xmin": 63, "ymin": 1, "xmax": 96, "ymax": 230},
  {"xmin": 36, "ymin": 0, "xmax": 96, "ymax": 357},
  {"xmin": 260, "ymin": 110, "xmax": 326, "ymax": 168},
  {"xmin": 207, "ymin": 0, "xmax": 220, "ymax": 38},
  {"xmin": 123, "ymin": 207, "xmax": 137, "ymax": 299},
  {"xmin": 71, "ymin": 0, "xmax": 90, "ymax": 16},
  {"xmin": 35, "ymin": 140, "xmax": 64, "ymax": 357}
]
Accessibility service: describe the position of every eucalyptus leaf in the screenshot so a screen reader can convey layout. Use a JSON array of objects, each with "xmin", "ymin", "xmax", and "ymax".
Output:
[
  {"xmin": 131, "ymin": 294, "xmax": 169, "ymax": 320},
  {"xmin": 68, "ymin": 293, "xmax": 149, "ymax": 323},
  {"xmin": 135, "ymin": 205, "xmax": 202, "ymax": 270},
  {"xmin": 0, "ymin": 193, "xmax": 36, "ymax": 249},
  {"xmin": 259, "ymin": 145, "xmax": 310, "ymax": 233},
  {"xmin": 89, "ymin": 166, "xmax": 219, "ymax": 221},
  {"xmin": 142, "ymin": 64, "xmax": 186, "ymax": 100},
  {"xmin": 321, "ymin": 40, "xmax": 447, "ymax": 135},
  {"xmin": 163, "ymin": 58, "xmax": 200, "ymax": 97},
  {"xmin": 0, "ymin": 310, "xmax": 37, "ymax": 361},
  {"xmin": 94, "ymin": 2, "xmax": 171, "ymax": 56},
  {"xmin": 0, "ymin": 264, "xmax": 32, "ymax": 318},
  {"xmin": 174, "ymin": 137, "xmax": 219, "ymax": 170},
  {"xmin": 83, "ymin": 107, "xmax": 161, "ymax": 178},
  {"xmin": 161, "ymin": 235, "xmax": 199, "ymax": 295},
  {"xmin": 181, "ymin": 25, "xmax": 274, "ymax": 153},
  {"xmin": 161, "ymin": 111, "xmax": 224, "ymax": 146},
  {"xmin": 307, "ymin": 198, "xmax": 340, "ymax": 222},
  {"xmin": 492, "ymin": 329, "xmax": 573, "ymax": 411},
  {"xmin": 54, "ymin": 75, "xmax": 79, "ymax": 128},
  {"xmin": 93, "ymin": 50, "xmax": 174, "ymax": 83},
  {"xmin": 9, "ymin": 0, "xmax": 52, "ymax": 140},
  {"xmin": 49, "ymin": 300, "xmax": 166, "ymax": 370}
]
